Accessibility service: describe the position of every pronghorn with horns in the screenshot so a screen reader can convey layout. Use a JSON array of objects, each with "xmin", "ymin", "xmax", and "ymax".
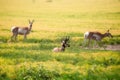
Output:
[
  {"xmin": 84, "ymin": 30, "xmax": 113, "ymax": 47},
  {"xmin": 11, "ymin": 20, "xmax": 34, "ymax": 40},
  {"xmin": 53, "ymin": 36, "xmax": 70, "ymax": 52}
]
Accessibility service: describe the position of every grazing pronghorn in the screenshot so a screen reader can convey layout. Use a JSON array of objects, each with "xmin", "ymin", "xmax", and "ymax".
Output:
[
  {"xmin": 84, "ymin": 30, "xmax": 113, "ymax": 47},
  {"xmin": 11, "ymin": 20, "xmax": 34, "ymax": 40},
  {"xmin": 53, "ymin": 36, "xmax": 70, "ymax": 52}
]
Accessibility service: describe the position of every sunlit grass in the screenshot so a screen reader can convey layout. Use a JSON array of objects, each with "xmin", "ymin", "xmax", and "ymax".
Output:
[{"xmin": 0, "ymin": 0, "xmax": 120, "ymax": 80}]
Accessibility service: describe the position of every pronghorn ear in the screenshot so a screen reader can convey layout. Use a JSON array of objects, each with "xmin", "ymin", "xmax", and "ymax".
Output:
[
  {"xmin": 28, "ymin": 20, "xmax": 31, "ymax": 23},
  {"xmin": 32, "ymin": 20, "xmax": 34, "ymax": 23}
]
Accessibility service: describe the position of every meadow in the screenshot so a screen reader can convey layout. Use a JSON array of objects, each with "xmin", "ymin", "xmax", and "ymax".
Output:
[{"xmin": 0, "ymin": 0, "xmax": 120, "ymax": 80}]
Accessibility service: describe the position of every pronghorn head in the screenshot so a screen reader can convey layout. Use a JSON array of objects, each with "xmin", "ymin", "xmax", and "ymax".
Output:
[
  {"xmin": 61, "ymin": 36, "xmax": 70, "ymax": 48},
  {"xmin": 29, "ymin": 20, "xmax": 34, "ymax": 28},
  {"xmin": 52, "ymin": 36, "xmax": 70, "ymax": 52},
  {"xmin": 104, "ymin": 30, "xmax": 113, "ymax": 38}
]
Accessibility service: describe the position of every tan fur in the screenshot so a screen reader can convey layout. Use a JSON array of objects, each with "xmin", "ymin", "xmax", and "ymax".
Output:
[
  {"xmin": 11, "ymin": 20, "xmax": 34, "ymax": 40},
  {"xmin": 84, "ymin": 30, "xmax": 112, "ymax": 47},
  {"xmin": 52, "ymin": 47, "xmax": 62, "ymax": 52},
  {"xmin": 53, "ymin": 36, "xmax": 70, "ymax": 52}
]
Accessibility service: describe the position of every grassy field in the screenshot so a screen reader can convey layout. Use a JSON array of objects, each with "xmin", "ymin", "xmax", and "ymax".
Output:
[{"xmin": 0, "ymin": 0, "xmax": 120, "ymax": 80}]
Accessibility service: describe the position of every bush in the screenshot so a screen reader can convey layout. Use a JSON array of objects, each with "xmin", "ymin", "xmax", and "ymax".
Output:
[
  {"xmin": 0, "ymin": 68, "xmax": 9, "ymax": 80},
  {"xmin": 16, "ymin": 65, "xmax": 60, "ymax": 80}
]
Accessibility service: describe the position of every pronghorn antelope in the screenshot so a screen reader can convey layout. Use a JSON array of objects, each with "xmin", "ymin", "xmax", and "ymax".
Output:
[
  {"xmin": 84, "ymin": 30, "xmax": 113, "ymax": 47},
  {"xmin": 53, "ymin": 36, "xmax": 70, "ymax": 52},
  {"xmin": 11, "ymin": 20, "xmax": 34, "ymax": 40}
]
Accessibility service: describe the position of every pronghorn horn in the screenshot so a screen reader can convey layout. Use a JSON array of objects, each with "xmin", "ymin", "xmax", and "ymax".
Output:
[
  {"xmin": 61, "ymin": 37, "xmax": 64, "ymax": 42},
  {"xmin": 107, "ymin": 28, "xmax": 112, "ymax": 32},
  {"xmin": 66, "ymin": 36, "xmax": 69, "ymax": 41},
  {"xmin": 67, "ymin": 36, "xmax": 70, "ymax": 39},
  {"xmin": 64, "ymin": 36, "xmax": 67, "ymax": 40},
  {"xmin": 66, "ymin": 36, "xmax": 70, "ymax": 40},
  {"xmin": 65, "ymin": 36, "xmax": 67, "ymax": 38}
]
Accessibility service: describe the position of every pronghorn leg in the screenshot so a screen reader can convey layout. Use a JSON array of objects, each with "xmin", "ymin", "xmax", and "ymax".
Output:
[
  {"xmin": 11, "ymin": 33, "xmax": 15, "ymax": 40},
  {"xmin": 82, "ymin": 38, "xmax": 87, "ymax": 47},
  {"xmin": 88, "ymin": 39, "xmax": 91, "ymax": 48},
  {"xmin": 97, "ymin": 41, "xmax": 100, "ymax": 48},
  {"xmin": 93, "ymin": 40, "xmax": 97, "ymax": 48},
  {"xmin": 11, "ymin": 33, "xmax": 17, "ymax": 41},
  {"xmin": 14, "ymin": 33, "xmax": 18, "ymax": 40},
  {"xmin": 14, "ymin": 34, "xmax": 18, "ymax": 41},
  {"xmin": 89, "ymin": 39, "xmax": 93, "ymax": 49},
  {"xmin": 98, "ymin": 41, "xmax": 102, "ymax": 47},
  {"xmin": 95, "ymin": 40, "xmax": 99, "ymax": 48},
  {"xmin": 24, "ymin": 34, "xmax": 27, "ymax": 40}
]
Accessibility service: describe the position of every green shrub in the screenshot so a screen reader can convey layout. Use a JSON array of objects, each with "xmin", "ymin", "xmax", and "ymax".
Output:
[
  {"xmin": 0, "ymin": 68, "xmax": 9, "ymax": 80},
  {"xmin": 16, "ymin": 65, "xmax": 60, "ymax": 80}
]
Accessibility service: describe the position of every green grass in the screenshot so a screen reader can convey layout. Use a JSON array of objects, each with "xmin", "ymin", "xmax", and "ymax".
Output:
[{"xmin": 0, "ymin": 0, "xmax": 120, "ymax": 80}]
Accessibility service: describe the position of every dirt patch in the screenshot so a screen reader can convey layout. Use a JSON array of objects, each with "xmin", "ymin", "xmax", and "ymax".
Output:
[
  {"xmin": 81, "ymin": 44, "xmax": 120, "ymax": 51},
  {"xmin": 104, "ymin": 44, "xmax": 120, "ymax": 51}
]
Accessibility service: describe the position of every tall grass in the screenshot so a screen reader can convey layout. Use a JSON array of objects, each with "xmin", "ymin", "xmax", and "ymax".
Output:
[{"xmin": 0, "ymin": 0, "xmax": 120, "ymax": 80}]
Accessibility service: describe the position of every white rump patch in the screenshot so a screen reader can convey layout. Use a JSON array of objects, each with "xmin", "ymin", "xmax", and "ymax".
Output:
[
  {"xmin": 11, "ymin": 26, "xmax": 16, "ymax": 32},
  {"xmin": 84, "ymin": 32, "xmax": 89, "ymax": 39}
]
